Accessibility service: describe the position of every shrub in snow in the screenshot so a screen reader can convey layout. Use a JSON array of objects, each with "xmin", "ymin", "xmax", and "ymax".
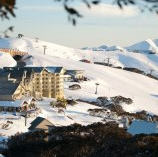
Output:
[
  {"xmin": 69, "ymin": 84, "xmax": 81, "ymax": 90},
  {"xmin": 50, "ymin": 100, "xmax": 57, "ymax": 107},
  {"xmin": 97, "ymin": 97, "xmax": 110, "ymax": 106},
  {"xmin": 88, "ymin": 108, "xmax": 110, "ymax": 117},
  {"xmin": 106, "ymin": 104, "xmax": 125, "ymax": 115},
  {"xmin": 67, "ymin": 99, "xmax": 77, "ymax": 106},
  {"xmin": 123, "ymin": 67, "xmax": 145, "ymax": 75},
  {"xmin": 51, "ymin": 98, "xmax": 67, "ymax": 109},
  {"xmin": 111, "ymin": 96, "xmax": 133, "ymax": 105},
  {"xmin": 88, "ymin": 108, "xmax": 118, "ymax": 119}
]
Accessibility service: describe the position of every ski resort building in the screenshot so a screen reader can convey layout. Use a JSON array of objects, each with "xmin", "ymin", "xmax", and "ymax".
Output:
[
  {"xmin": 0, "ymin": 97, "xmax": 36, "ymax": 112},
  {"xmin": 0, "ymin": 48, "xmax": 28, "ymax": 57},
  {"xmin": 0, "ymin": 67, "xmax": 65, "ymax": 101},
  {"xmin": 65, "ymin": 70, "xmax": 84, "ymax": 81},
  {"xmin": 29, "ymin": 117, "xmax": 54, "ymax": 132}
]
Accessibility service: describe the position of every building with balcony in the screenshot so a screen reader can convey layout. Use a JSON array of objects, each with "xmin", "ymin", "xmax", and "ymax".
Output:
[{"xmin": 0, "ymin": 66, "xmax": 65, "ymax": 101}]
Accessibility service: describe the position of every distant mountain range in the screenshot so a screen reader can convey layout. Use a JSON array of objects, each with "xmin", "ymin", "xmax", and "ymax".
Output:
[{"xmin": 82, "ymin": 38, "xmax": 158, "ymax": 54}]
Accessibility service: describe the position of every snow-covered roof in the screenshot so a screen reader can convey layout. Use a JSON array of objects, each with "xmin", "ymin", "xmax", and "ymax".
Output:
[
  {"xmin": 0, "ymin": 97, "xmax": 35, "ymax": 107},
  {"xmin": 3, "ymin": 66, "xmax": 63, "ymax": 75},
  {"xmin": 45, "ymin": 67, "xmax": 63, "ymax": 73},
  {"xmin": 128, "ymin": 120, "xmax": 158, "ymax": 135},
  {"xmin": 0, "ymin": 100, "xmax": 25, "ymax": 107},
  {"xmin": 64, "ymin": 74, "xmax": 72, "ymax": 78}
]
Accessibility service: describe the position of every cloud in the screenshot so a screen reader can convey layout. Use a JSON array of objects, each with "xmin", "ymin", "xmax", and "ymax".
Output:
[
  {"xmin": 79, "ymin": 4, "xmax": 138, "ymax": 18},
  {"xmin": 21, "ymin": 3, "xmax": 138, "ymax": 18},
  {"xmin": 21, "ymin": 6, "xmax": 61, "ymax": 12}
]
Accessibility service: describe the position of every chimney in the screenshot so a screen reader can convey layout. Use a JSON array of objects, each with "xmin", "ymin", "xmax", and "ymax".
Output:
[
  {"xmin": 8, "ymin": 73, "xmax": 11, "ymax": 80},
  {"xmin": 24, "ymin": 70, "xmax": 27, "ymax": 78}
]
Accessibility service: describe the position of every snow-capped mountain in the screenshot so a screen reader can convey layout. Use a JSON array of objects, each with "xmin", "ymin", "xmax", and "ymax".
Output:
[
  {"xmin": 83, "ymin": 39, "xmax": 158, "ymax": 54},
  {"xmin": 154, "ymin": 39, "xmax": 158, "ymax": 47},
  {"xmin": 98, "ymin": 44, "xmax": 108, "ymax": 50},
  {"xmin": 106, "ymin": 45, "xmax": 125, "ymax": 52},
  {"xmin": 82, "ymin": 44, "xmax": 108, "ymax": 51},
  {"xmin": 1, "ymin": 37, "xmax": 158, "ymax": 117},
  {"xmin": 126, "ymin": 39, "xmax": 158, "ymax": 53}
]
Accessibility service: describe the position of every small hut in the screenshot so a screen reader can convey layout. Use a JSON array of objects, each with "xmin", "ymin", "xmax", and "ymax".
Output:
[{"xmin": 29, "ymin": 117, "xmax": 54, "ymax": 132}]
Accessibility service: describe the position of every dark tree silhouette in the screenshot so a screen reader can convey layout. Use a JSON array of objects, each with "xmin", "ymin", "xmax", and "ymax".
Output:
[
  {"xmin": 0, "ymin": 26, "xmax": 14, "ymax": 38},
  {"xmin": 0, "ymin": 0, "xmax": 16, "ymax": 19}
]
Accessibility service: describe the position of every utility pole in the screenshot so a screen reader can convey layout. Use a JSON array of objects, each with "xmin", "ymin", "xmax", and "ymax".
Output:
[
  {"xmin": 35, "ymin": 37, "xmax": 39, "ymax": 43},
  {"xmin": 150, "ymin": 69, "xmax": 154, "ymax": 75},
  {"xmin": 25, "ymin": 111, "xmax": 27, "ymax": 126},
  {"xmin": 95, "ymin": 83, "xmax": 100, "ymax": 94},
  {"xmin": 107, "ymin": 57, "xmax": 110, "ymax": 66},
  {"xmin": 43, "ymin": 45, "xmax": 47, "ymax": 55}
]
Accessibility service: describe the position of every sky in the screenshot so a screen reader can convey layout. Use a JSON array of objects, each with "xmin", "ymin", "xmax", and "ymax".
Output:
[{"xmin": 1, "ymin": 0, "xmax": 158, "ymax": 48}]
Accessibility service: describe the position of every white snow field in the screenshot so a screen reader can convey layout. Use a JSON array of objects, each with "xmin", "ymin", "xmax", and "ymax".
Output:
[
  {"xmin": 0, "ymin": 52, "xmax": 16, "ymax": 68},
  {"xmin": 0, "ymin": 37, "xmax": 158, "ymax": 137},
  {"xmin": 1, "ymin": 37, "xmax": 158, "ymax": 76},
  {"xmin": 0, "ymin": 100, "xmax": 102, "ymax": 137}
]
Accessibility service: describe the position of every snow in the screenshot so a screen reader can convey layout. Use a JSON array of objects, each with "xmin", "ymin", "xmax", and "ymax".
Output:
[
  {"xmin": 126, "ymin": 39, "xmax": 158, "ymax": 53},
  {"xmin": 0, "ymin": 99, "xmax": 102, "ymax": 138},
  {"xmin": 106, "ymin": 45, "xmax": 125, "ymax": 51},
  {"xmin": 98, "ymin": 44, "xmax": 108, "ymax": 50},
  {"xmin": 0, "ymin": 97, "xmax": 34, "ymax": 107},
  {"xmin": 0, "ymin": 52, "xmax": 16, "ymax": 68},
  {"xmin": 0, "ymin": 37, "xmax": 158, "ymax": 115},
  {"xmin": 37, "ymin": 98, "xmax": 102, "ymax": 126},
  {"xmin": 1, "ymin": 36, "xmax": 158, "ymax": 137},
  {"xmin": 0, "ymin": 113, "xmax": 29, "ymax": 137},
  {"xmin": 128, "ymin": 120, "xmax": 158, "ymax": 135}
]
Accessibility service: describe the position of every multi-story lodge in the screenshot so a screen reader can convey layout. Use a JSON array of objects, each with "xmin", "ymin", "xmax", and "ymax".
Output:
[{"xmin": 0, "ymin": 67, "xmax": 65, "ymax": 101}]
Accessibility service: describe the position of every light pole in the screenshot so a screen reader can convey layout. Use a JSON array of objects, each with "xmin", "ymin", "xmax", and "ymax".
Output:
[
  {"xmin": 35, "ymin": 37, "xmax": 39, "ymax": 43},
  {"xmin": 95, "ymin": 83, "xmax": 100, "ymax": 94},
  {"xmin": 43, "ymin": 45, "xmax": 47, "ymax": 55},
  {"xmin": 107, "ymin": 57, "xmax": 110, "ymax": 66},
  {"xmin": 150, "ymin": 69, "xmax": 154, "ymax": 75},
  {"xmin": 25, "ymin": 111, "xmax": 28, "ymax": 126}
]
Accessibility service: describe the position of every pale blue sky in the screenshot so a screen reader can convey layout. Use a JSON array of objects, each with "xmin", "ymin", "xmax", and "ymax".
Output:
[{"xmin": 1, "ymin": 0, "xmax": 158, "ymax": 48}]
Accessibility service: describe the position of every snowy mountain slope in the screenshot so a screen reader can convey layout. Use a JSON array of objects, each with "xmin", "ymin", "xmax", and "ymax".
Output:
[
  {"xmin": 28, "ymin": 52, "xmax": 158, "ymax": 115},
  {"xmin": 0, "ymin": 37, "xmax": 84, "ymax": 61},
  {"xmin": 0, "ymin": 37, "xmax": 158, "ymax": 116},
  {"xmin": 154, "ymin": 39, "xmax": 158, "ymax": 47},
  {"xmin": 106, "ymin": 45, "xmax": 125, "ymax": 51},
  {"xmin": 98, "ymin": 45, "xmax": 108, "ymax": 50},
  {"xmin": 82, "ymin": 44, "xmax": 108, "ymax": 51},
  {"xmin": 1, "ymin": 37, "xmax": 158, "ymax": 76},
  {"xmin": 126, "ymin": 39, "xmax": 158, "ymax": 53},
  {"xmin": 0, "ymin": 52, "xmax": 16, "ymax": 68}
]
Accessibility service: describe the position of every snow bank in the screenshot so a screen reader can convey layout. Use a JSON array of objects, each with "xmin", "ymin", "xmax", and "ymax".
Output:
[{"xmin": 0, "ymin": 52, "xmax": 16, "ymax": 68}]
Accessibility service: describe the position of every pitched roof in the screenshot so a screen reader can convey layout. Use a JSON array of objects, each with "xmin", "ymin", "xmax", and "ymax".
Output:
[
  {"xmin": 3, "ymin": 66, "xmax": 63, "ymax": 74},
  {"xmin": 29, "ymin": 117, "xmax": 54, "ymax": 131},
  {"xmin": 0, "ymin": 80, "xmax": 20, "ymax": 95},
  {"xmin": 0, "ymin": 97, "xmax": 35, "ymax": 107},
  {"xmin": 66, "ymin": 70, "xmax": 84, "ymax": 75},
  {"xmin": 45, "ymin": 67, "xmax": 63, "ymax": 73}
]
